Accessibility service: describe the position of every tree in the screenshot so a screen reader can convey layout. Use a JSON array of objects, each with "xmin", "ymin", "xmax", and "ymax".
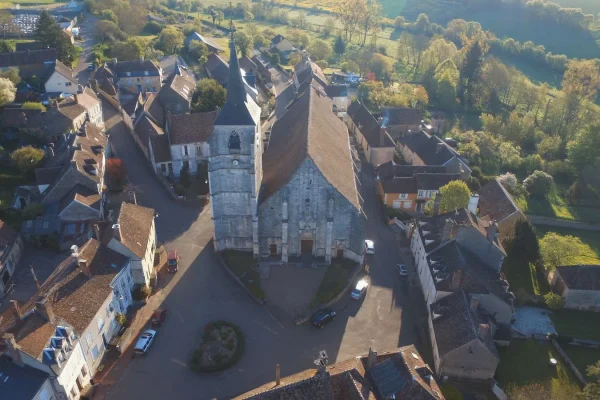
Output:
[
  {"xmin": 110, "ymin": 39, "xmax": 143, "ymax": 61},
  {"xmin": 568, "ymin": 124, "xmax": 600, "ymax": 172},
  {"xmin": 253, "ymin": 34, "xmax": 266, "ymax": 49},
  {"xmin": 11, "ymin": 146, "xmax": 44, "ymax": 172},
  {"xmin": 233, "ymin": 31, "xmax": 252, "ymax": 58},
  {"xmin": 369, "ymin": 53, "xmax": 393, "ymax": 81},
  {"xmin": 582, "ymin": 361, "xmax": 600, "ymax": 400},
  {"xmin": 0, "ymin": 68, "xmax": 20, "ymax": 85},
  {"xmin": 499, "ymin": 142, "xmax": 522, "ymax": 169},
  {"xmin": 99, "ymin": 10, "xmax": 118, "ymax": 23},
  {"xmin": 270, "ymin": 53, "xmax": 280, "ymax": 65},
  {"xmin": 523, "ymin": 170, "xmax": 553, "ymax": 197},
  {"xmin": 22, "ymin": 102, "xmax": 46, "ymax": 111},
  {"xmin": 34, "ymin": 11, "xmax": 77, "ymax": 66},
  {"xmin": 180, "ymin": 163, "xmax": 191, "ymax": 187},
  {"xmin": 215, "ymin": 10, "xmax": 224, "ymax": 26},
  {"xmin": 562, "ymin": 59, "xmax": 600, "ymax": 101},
  {"xmin": 335, "ymin": 0, "xmax": 363, "ymax": 42},
  {"xmin": 192, "ymin": 79, "xmax": 226, "ymax": 112},
  {"xmin": 245, "ymin": 23, "xmax": 260, "ymax": 38},
  {"xmin": 340, "ymin": 60, "xmax": 359, "ymax": 73},
  {"xmin": 106, "ymin": 158, "xmax": 127, "ymax": 184},
  {"xmin": 158, "ymin": 26, "xmax": 184, "ymax": 54},
  {"xmin": 543, "ymin": 292, "xmax": 564, "ymax": 310},
  {"xmin": 144, "ymin": 21, "xmax": 163, "ymax": 35},
  {"xmin": 0, "ymin": 40, "xmax": 12, "ymax": 52},
  {"xmin": 308, "ymin": 39, "xmax": 332, "ymax": 62},
  {"xmin": 188, "ymin": 40, "xmax": 209, "ymax": 64},
  {"xmin": 334, "ymin": 35, "xmax": 346, "ymax": 56},
  {"xmin": 360, "ymin": 0, "xmax": 381, "ymax": 47},
  {"xmin": 323, "ymin": 18, "xmax": 335, "ymax": 36},
  {"xmin": 509, "ymin": 219, "xmax": 540, "ymax": 263},
  {"xmin": 459, "ymin": 40, "xmax": 484, "ymax": 108},
  {"xmin": 22, "ymin": 203, "xmax": 44, "ymax": 220},
  {"xmin": 539, "ymin": 233, "xmax": 585, "ymax": 270},
  {"xmin": 439, "ymin": 180, "xmax": 470, "ymax": 213},
  {"xmin": 95, "ymin": 20, "xmax": 127, "ymax": 42},
  {"xmin": 0, "ymin": 78, "xmax": 16, "ymax": 106}
]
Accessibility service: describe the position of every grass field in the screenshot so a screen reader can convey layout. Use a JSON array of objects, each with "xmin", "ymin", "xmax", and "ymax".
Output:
[
  {"xmin": 518, "ymin": 185, "xmax": 600, "ymax": 224},
  {"xmin": 0, "ymin": 0, "xmax": 59, "ymax": 8},
  {"xmin": 564, "ymin": 346, "xmax": 600, "ymax": 381},
  {"xmin": 496, "ymin": 339, "xmax": 582, "ymax": 398},
  {"xmin": 534, "ymin": 226, "xmax": 600, "ymax": 264},
  {"xmin": 550, "ymin": 309, "xmax": 600, "ymax": 341}
]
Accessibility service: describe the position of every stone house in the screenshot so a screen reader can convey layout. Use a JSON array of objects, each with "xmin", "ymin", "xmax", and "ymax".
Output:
[
  {"xmin": 57, "ymin": 185, "xmax": 102, "ymax": 245},
  {"xmin": 397, "ymin": 131, "xmax": 471, "ymax": 179},
  {"xmin": 157, "ymin": 73, "xmax": 195, "ymax": 115},
  {"xmin": 133, "ymin": 114, "xmax": 164, "ymax": 160},
  {"xmin": 106, "ymin": 203, "xmax": 156, "ymax": 286},
  {"xmin": 209, "ymin": 36, "xmax": 365, "ymax": 264},
  {"xmin": 552, "ymin": 265, "xmax": 600, "ymax": 311},
  {"xmin": 163, "ymin": 111, "xmax": 215, "ymax": 177},
  {"xmin": 346, "ymin": 101, "xmax": 396, "ymax": 167},
  {"xmin": 148, "ymin": 134, "xmax": 172, "ymax": 176},
  {"xmin": 0, "ymin": 220, "xmax": 24, "ymax": 297},
  {"xmin": 476, "ymin": 178, "xmax": 526, "ymax": 240},
  {"xmin": 270, "ymin": 34, "xmax": 296, "ymax": 59},
  {"xmin": 44, "ymin": 60, "xmax": 78, "ymax": 94},
  {"xmin": 0, "ymin": 354, "xmax": 61, "ymax": 400},
  {"xmin": 379, "ymin": 107, "xmax": 424, "ymax": 140},
  {"xmin": 105, "ymin": 59, "xmax": 162, "ymax": 93},
  {"xmin": 236, "ymin": 346, "xmax": 444, "ymax": 399},
  {"xmin": 428, "ymin": 291, "xmax": 499, "ymax": 380}
]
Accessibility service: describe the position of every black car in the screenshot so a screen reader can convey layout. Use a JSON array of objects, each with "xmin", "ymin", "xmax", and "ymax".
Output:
[{"xmin": 311, "ymin": 309, "xmax": 337, "ymax": 328}]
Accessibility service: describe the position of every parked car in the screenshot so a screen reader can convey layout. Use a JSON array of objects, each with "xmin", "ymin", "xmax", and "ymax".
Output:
[
  {"xmin": 350, "ymin": 279, "xmax": 369, "ymax": 300},
  {"xmin": 311, "ymin": 309, "xmax": 337, "ymax": 328},
  {"xmin": 133, "ymin": 329, "xmax": 156, "ymax": 357},
  {"xmin": 397, "ymin": 264, "xmax": 408, "ymax": 276},
  {"xmin": 167, "ymin": 250, "xmax": 178, "ymax": 273},
  {"xmin": 87, "ymin": 63, "xmax": 94, "ymax": 71},
  {"xmin": 365, "ymin": 240, "xmax": 375, "ymax": 255},
  {"xmin": 151, "ymin": 308, "xmax": 168, "ymax": 326}
]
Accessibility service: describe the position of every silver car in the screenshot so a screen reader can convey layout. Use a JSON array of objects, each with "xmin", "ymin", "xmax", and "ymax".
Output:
[{"xmin": 133, "ymin": 329, "xmax": 156, "ymax": 356}]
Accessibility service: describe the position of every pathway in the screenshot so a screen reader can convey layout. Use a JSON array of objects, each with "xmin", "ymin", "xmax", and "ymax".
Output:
[{"xmin": 528, "ymin": 214, "xmax": 600, "ymax": 231}]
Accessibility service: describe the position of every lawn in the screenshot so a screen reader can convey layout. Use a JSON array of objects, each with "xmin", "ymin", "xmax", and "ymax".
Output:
[
  {"xmin": 523, "ymin": 186, "xmax": 600, "ymax": 224},
  {"xmin": 534, "ymin": 225, "xmax": 600, "ymax": 264},
  {"xmin": 496, "ymin": 339, "xmax": 582, "ymax": 398},
  {"xmin": 550, "ymin": 309, "xmax": 600, "ymax": 341},
  {"xmin": 310, "ymin": 259, "xmax": 358, "ymax": 308},
  {"xmin": 0, "ymin": 0, "xmax": 57, "ymax": 7},
  {"xmin": 502, "ymin": 257, "xmax": 549, "ymax": 296},
  {"xmin": 221, "ymin": 250, "xmax": 265, "ymax": 300},
  {"xmin": 564, "ymin": 346, "xmax": 600, "ymax": 381}
]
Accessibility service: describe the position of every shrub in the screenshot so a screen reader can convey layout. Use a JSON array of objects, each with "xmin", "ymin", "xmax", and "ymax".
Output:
[
  {"xmin": 22, "ymin": 102, "xmax": 46, "ymax": 111},
  {"xmin": 144, "ymin": 21, "xmax": 163, "ymax": 35},
  {"xmin": 116, "ymin": 312, "xmax": 127, "ymax": 326},
  {"xmin": 544, "ymin": 292, "xmax": 564, "ymax": 310},
  {"xmin": 466, "ymin": 176, "xmax": 480, "ymax": 191},
  {"xmin": 498, "ymin": 172, "xmax": 518, "ymax": 193},
  {"xmin": 523, "ymin": 170, "xmax": 553, "ymax": 197},
  {"xmin": 132, "ymin": 284, "xmax": 151, "ymax": 300},
  {"xmin": 11, "ymin": 146, "xmax": 45, "ymax": 172}
]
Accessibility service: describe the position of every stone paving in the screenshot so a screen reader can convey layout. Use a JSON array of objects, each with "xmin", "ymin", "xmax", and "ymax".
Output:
[{"xmin": 512, "ymin": 306, "xmax": 557, "ymax": 336}]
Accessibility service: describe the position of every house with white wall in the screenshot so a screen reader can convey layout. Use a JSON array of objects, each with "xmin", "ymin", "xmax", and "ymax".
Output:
[
  {"xmin": 106, "ymin": 202, "xmax": 156, "ymax": 286},
  {"xmin": 0, "ymin": 353, "xmax": 61, "ymax": 400},
  {"xmin": 0, "ymin": 219, "xmax": 24, "ymax": 297},
  {"xmin": 44, "ymin": 60, "xmax": 78, "ymax": 94}
]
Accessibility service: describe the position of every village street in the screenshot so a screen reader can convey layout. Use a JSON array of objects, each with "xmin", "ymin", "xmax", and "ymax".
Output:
[{"xmin": 101, "ymin": 105, "xmax": 417, "ymax": 399}]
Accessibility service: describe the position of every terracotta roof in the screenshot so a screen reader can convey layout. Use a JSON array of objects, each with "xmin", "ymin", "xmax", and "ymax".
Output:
[
  {"xmin": 149, "ymin": 134, "xmax": 171, "ymax": 163},
  {"xmin": 117, "ymin": 203, "xmax": 155, "ymax": 259},
  {"xmin": 49, "ymin": 60, "xmax": 77, "ymax": 85},
  {"xmin": 415, "ymin": 173, "xmax": 462, "ymax": 190},
  {"xmin": 477, "ymin": 178, "xmax": 520, "ymax": 223},
  {"xmin": 556, "ymin": 265, "xmax": 600, "ymax": 291},
  {"xmin": 0, "ymin": 219, "xmax": 19, "ymax": 247},
  {"xmin": 430, "ymin": 291, "xmax": 498, "ymax": 359},
  {"xmin": 0, "ymin": 49, "xmax": 56, "ymax": 68},
  {"xmin": 94, "ymin": 64, "xmax": 115, "ymax": 81},
  {"xmin": 134, "ymin": 115, "xmax": 164, "ymax": 152},
  {"xmin": 59, "ymin": 184, "xmax": 101, "ymax": 213},
  {"xmin": 167, "ymin": 74, "xmax": 194, "ymax": 102},
  {"xmin": 347, "ymin": 102, "xmax": 395, "ymax": 148},
  {"xmin": 261, "ymin": 84, "xmax": 360, "ymax": 209},
  {"xmin": 380, "ymin": 107, "xmax": 423, "ymax": 126},
  {"xmin": 70, "ymin": 123, "xmax": 107, "ymax": 183},
  {"xmin": 167, "ymin": 111, "xmax": 216, "ymax": 145},
  {"xmin": 205, "ymin": 53, "xmax": 229, "ymax": 86},
  {"xmin": 99, "ymin": 78, "xmax": 117, "ymax": 96},
  {"xmin": 76, "ymin": 88, "xmax": 101, "ymax": 112},
  {"xmin": 55, "ymin": 96, "xmax": 86, "ymax": 121},
  {"xmin": 122, "ymin": 94, "xmax": 142, "ymax": 116},
  {"xmin": 5, "ymin": 314, "xmax": 56, "ymax": 360}
]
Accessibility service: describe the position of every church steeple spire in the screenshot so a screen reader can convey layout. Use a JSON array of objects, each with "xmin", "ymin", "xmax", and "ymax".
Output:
[{"xmin": 225, "ymin": 20, "xmax": 246, "ymax": 107}]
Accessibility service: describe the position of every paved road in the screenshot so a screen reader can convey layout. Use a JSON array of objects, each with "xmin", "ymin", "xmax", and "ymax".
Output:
[
  {"xmin": 527, "ymin": 214, "xmax": 600, "ymax": 231},
  {"xmin": 74, "ymin": 14, "xmax": 99, "ymax": 85},
  {"xmin": 104, "ymin": 105, "xmax": 414, "ymax": 399}
]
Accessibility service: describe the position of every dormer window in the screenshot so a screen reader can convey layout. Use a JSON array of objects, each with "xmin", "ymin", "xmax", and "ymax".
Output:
[
  {"xmin": 144, "ymin": 71, "xmax": 149, "ymax": 76},
  {"xmin": 126, "ymin": 72, "xmax": 131, "ymax": 77},
  {"xmin": 229, "ymin": 132, "xmax": 241, "ymax": 152}
]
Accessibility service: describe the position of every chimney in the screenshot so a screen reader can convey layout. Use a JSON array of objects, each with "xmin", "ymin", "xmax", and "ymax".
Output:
[
  {"xmin": 441, "ymin": 218, "xmax": 454, "ymax": 242},
  {"xmin": 468, "ymin": 194, "xmax": 479, "ymax": 214},
  {"xmin": 451, "ymin": 268, "xmax": 463, "ymax": 290},
  {"xmin": 379, "ymin": 126, "xmax": 387, "ymax": 147},
  {"xmin": 366, "ymin": 347, "xmax": 377, "ymax": 370},
  {"xmin": 486, "ymin": 221, "xmax": 499, "ymax": 243},
  {"xmin": 478, "ymin": 323, "xmax": 490, "ymax": 340},
  {"xmin": 275, "ymin": 364, "xmax": 281, "ymax": 386},
  {"xmin": 10, "ymin": 300, "xmax": 22, "ymax": 320},
  {"xmin": 433, "ymin": 192, "xmax": 442, "ymax": 216},
  {"xmin": 93, "ymin": 224, "xmax": 101, "ymax": 241},
  {"xmin": 36, "ymin": 297, "xmax": 56, "ymax": 323},
  {"xmin": 78, "ymin": 259, "xmax": 91, "ymax": 277},
  {"xmin": 436, "ymin": 142, "xmax": 444, "ymax": 154},
  {"xmin": 2, "ymin": 333, "xmax": 24, "ymax": 367},
  {"xmin": 470, "ymin": 296, "xmax": 480, "ymax": 313},
  {"xmin": 73, "ymin": 93, "xmax": 79, "ymax": 104},
  {"xmin": 112, "ymin": 224, "xmax": 121, "ymax": 241}
]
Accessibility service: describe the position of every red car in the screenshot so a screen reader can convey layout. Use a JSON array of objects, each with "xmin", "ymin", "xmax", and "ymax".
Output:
[
  {"xmin": 151, "ymin": 308, "xmax": 168, "ymax": 326},
  {"xmin": 167, "ymin": 250, "xmax": 178, "ymax": 273}
]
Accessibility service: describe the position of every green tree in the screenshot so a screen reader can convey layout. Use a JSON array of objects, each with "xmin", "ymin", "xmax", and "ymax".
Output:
[
  {"xmin": 523, "ymin": 170, "xmax": 553, "ymax": 197},
  {"xmin": 323, "ymin": 18, "xmax": 335, "ymax": 37},
  {"xmin": 11, "ymin": 146, "xmax": 45, "ymax": 172},
  {"xmin": 144, "ymin": 21, "xmax": 163, "ymax": 35},
  {"xmin": 0, "ymin": 68, "xmax": 20, "ymax": 85},
  {"xmin": 334, "ymin": 35, "xmax": 346, "ymax": 55},
  {"xmin": 192, "ymin": 79, "xmax": 226, "ymax": 112},
  {"xmin": 340, "ymin": 60, "xmax": 359, "ymax": 73},
  {"xmin": 509, "ymin": 219, "xmax": 540, "ymax": 263},
  {"xmin": 34, "ymin": 11, "xmax": 77, "ymax": 66},
  {"xmin": 458, "ymin": 40, "xmax": 484, "ymax": 108},
  {"xmin": 308, "ymin": 39, "xmax": 332, "ymax": 62},
  {"xmin": 0, "ymin": 40, "xmax": 12, "ymax": 52},
  {"xmin": 0, "ymin": 78, "xmax": 16, "ymax": 106},
  {"xmin": 110, "ymin": 39, "xmax": 143, "ymax": 61},
  {"xmin": 544, "ymin": 292, "xmax": 564, "ymax": 310},
  {"xmin": 233, "ymin": 31, "xmax": 252, "ymax": 58},
  {"xmin": 439, "ymin": 180, "xmax": 470, "ymax": 213},
  {"xmin": 270, "ymin": 53, "xmax": 280, "ymax": 65},
  {"xmin": 582, "ymin": 361, "xmax": 600, "ymax": 400},
  {"xmin": 22, "ymin": 102, "xmax": 46, "ymax": 111},
  {"xmin": 158, "ymin": 26, "xmax": 184, "ymax": 54},
  {"xmin": 369, "ymin": 53, "xmax": 393, "ymax": 81},
  {"xmin": 215, "ymin": 10, "xmax": 224, "ymax": 26},
  {"xmin": 568, "ymin": 124, "xmax": 600, "ymax": 173},
  {"xmin": 253, "ymin": 34, "xmax": 266, "ymax": 49},
  {"xmin": 99, "ymin": 10, "xmax": 118, "ymax": 23},
  {"xmin": 22, "ymin": 203, "xmax": 43, "ymax": 220},
  {"xmin": 188, "ymin": 40, "xmax": 209, "ymax": 64},
  {"xmin": 539, "ymin": 232, "xmax": 585, "ymax": 270}
]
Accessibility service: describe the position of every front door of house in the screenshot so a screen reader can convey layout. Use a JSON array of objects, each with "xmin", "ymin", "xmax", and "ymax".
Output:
[
  {"xmin": 269, "ymin": 244, "xmax": 277, "ymax": 256},
  {"xmin": 337, "ymin": 248, "xmax": 344, "ymax": 258},
  {"xmin": 301, "ymin": 240, "xmax": 313, "ymax": 255}
]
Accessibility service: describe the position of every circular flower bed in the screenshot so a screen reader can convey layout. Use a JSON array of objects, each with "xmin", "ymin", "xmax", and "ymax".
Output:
[{"xmin": 189, "ymin": 321, "xmax": 245, "ymax": 373}]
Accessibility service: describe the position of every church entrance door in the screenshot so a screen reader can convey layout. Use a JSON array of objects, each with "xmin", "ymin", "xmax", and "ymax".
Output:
[{"xmin": 301, "ymin": 240, "xmax": 313, "ymax": 255}]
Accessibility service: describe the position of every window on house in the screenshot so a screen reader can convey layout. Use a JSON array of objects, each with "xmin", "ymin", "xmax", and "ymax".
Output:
[
  {"xmin": 81, "ymin": 366, "xmax": 88, "ymax": 377},
  {"xmin": 161, "ymin": 164, "xmax": 166, "ymax": 173},
  {"xmin": 87, "ymin": 332, "xmax": 93, "ymax": 346},
  {"xmin": 392, "ymin": 200, "xmax": 402, "ymax": 209},
  {"xmin": 183, "ymin": 146, "xmax": 188, "ymax": 156},
  {"xmin": 97, "ymin": 316, "xmax": 104, "ymax": 331},
  {"xmin": 91, "ymin": 345, "xmax": 99, "ymax": 361},
  {"xmin": 71, "ymin": 387, "xmax": 77, "ymax": 398},
  {"xmin": 66, "ymin": 82, "xmax": 72, "ymax": 86},
  {"xmin": 399, "ymin": 193, "xmax": 408, "ymax": 200},
  {"xmin": 196, "ymin": 145, "xmax": 202, "ymax": 156}
]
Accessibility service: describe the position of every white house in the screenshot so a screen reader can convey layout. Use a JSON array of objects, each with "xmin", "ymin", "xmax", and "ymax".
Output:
[
  {"xmin": 165, "ymin": 112, "xmax": 215, "ymax": 176},
  {"xmin": 0, "ymin": 354, "xmax": 62, "ymax": 400},
  {"xmin": 107, "ymin": 203, "xmax": 157, "ymax": 286},
  {"xmin": 44, "ymin": 61, "xmax": 78, "ymax": 94},
  {"xmin": 0, "ymin": 219, "xmax": 24, "ymax": 297}
]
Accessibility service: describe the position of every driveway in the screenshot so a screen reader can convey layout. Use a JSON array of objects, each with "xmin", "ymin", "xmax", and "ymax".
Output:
[{"xmin": 104, "ymin": 106, "xmax": 415, "ymax": 399}]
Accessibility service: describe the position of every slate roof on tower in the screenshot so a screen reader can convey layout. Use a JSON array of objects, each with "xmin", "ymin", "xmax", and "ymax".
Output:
[
  {"xmin": 260, "ymin": 84, "xmax": 360, "ymax": 209},
  {"xmin": 214, "ymin": 32, "xmax": 260, "ymax": 126}
]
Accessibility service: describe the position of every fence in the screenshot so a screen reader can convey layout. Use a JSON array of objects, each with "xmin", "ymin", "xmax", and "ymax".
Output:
[{"xmin": 551, "ymin": 338, "xmax": 588, "ymax": 387}]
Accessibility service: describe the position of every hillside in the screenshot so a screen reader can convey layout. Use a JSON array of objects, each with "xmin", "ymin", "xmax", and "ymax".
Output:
[{"xmin": 554, "ymin": 0, "xmax": 600, "ymax": 14}]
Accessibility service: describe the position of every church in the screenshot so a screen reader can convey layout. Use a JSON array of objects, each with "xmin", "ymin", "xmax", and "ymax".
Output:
[{"xmin": 208, "ymin": 34, "xmax": 365, "ymax": 265}]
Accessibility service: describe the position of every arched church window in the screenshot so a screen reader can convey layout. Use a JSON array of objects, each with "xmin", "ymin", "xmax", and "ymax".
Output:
[{"xmin": 229, "ymin": 131, "xmax": 241, "ymax": 152}]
